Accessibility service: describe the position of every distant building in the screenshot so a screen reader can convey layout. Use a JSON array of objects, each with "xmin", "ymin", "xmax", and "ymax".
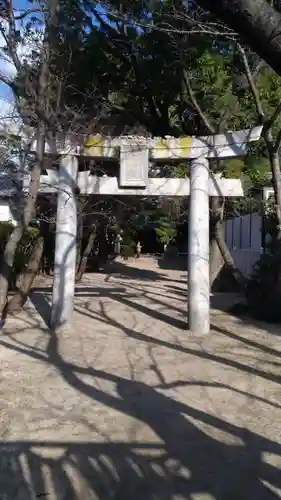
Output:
[{"xmin": 0, "ymin": 174, "xmax": 22, "ymax": 225}]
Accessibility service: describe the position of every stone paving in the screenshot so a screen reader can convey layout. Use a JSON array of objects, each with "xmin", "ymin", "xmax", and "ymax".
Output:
[{"xmin": 1, "ymin": 258, "xmax": 281, "ymax": 499}]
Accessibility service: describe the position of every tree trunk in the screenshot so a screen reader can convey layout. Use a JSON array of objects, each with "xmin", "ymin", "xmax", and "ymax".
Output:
[
  {"xmin": 210, "ymin": 233, "xmax": 224, "ymax": 285},
  {"xmin": 76, "ymin": 225, "xmax": 97, "ymax": 282},
  {"xmin": 197, "ymin": 0, "xmax": 281, "ymax": 77},
  {"xmin": 0, "ymin": 57, "xmax": 48, "ymax": 321},
  {"xmin": 5, "ymin": 236, "xmax": 44, "ymax": 315},
  {"xmin": 0, "ymin": 225, "xmax": 23, "ymax": 318},
  {"xmin": 0, "ymin": 131, "xmax": 45, "ymax": 321},
  {"xmin": 76, "ymin": 213, "xmax": 84, "ymax": 273},
  {"xmin": 214, "ymin": 224, "xmax": 247, "ymax": 288},
  {"xmin": 264, "ymin": 137, "xmax": 281, "ymax": 285},
  {"xmin": 210, "ymin": 197, "xmax": 246, "ymax": 289},
  {"xmin": 210, "ymin": 195, "xmax": 224, "ymax": 285},
  {"xmin": 268, "ymin": 146, "xmax": 281, "ymax": 242}
]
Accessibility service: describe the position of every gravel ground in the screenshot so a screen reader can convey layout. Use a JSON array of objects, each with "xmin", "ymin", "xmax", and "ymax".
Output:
[{"xmin": 1, "ymin": 259, "xmax": 281, "ymax": 499}]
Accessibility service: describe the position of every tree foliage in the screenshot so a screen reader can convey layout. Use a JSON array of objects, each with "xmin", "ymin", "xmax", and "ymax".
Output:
[{"xmin": 4, "ymin": 0, "xmax": 281, "ymax": 320}]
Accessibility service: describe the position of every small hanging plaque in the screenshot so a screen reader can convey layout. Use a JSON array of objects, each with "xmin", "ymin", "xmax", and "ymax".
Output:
[{"xmin": 119, "ymin": 138, "xmax": 148, "ymax": 188}]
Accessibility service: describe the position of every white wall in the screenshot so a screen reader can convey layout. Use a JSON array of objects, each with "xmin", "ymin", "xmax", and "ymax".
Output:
[
  {"xmin": 223, "ymin": 213, "xmax": 262, "ymax": 277},
  {"xmin": 226, "ymin": 249, "xmax": 261, "ymax": 278},
  {"xmin": 0, "ymin": 200, "xmax": 17, "ymax": 225},
  {"xmin": 223, "ymin": 213, "xmax": 262, "ymax": 251}
]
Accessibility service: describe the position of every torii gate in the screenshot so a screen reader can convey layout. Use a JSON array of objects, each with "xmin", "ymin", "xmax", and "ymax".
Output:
[{"xmin": 33, "ymin": 126, "xmax": 262, "ymax": 334}]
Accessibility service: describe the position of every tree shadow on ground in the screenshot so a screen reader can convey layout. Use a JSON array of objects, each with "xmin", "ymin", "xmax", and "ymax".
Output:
[
  {"xmin": 157, "ymin": 254, "xmax": 187, "ymax": 271},
  {"xmin": 29, "ymin": 279, "xmax": 281, "ymax": 374},
  {"xmin": 30, "ymin": 283, "xmax": 188, "ymax": 330},
  {"xmin": 211, "ymin": 323, "xmax": 281, "ymax": 358},
  {"xmin": 104, "ymin": 260, "xmax": 168, "ymax": 281},
  {"xmin": 1, "ymin": 321, "xmax": 281, "ymax": 499},
  {"xmin": 166, "ymin": 283, "xmax": 187, "ymax": 296},
  {"xmin": 224, "ymin": 309, "xmax": 281, "ymax": 336},
  {"xmin": 29, "ymin": 286, "xmax": 127, "ymax": 328},
  {"xmin": 102, "ymin": 264, "xmax": 281, "ymax": 334},
  {"xmin": 165, "ymin": 283, "xmax": 241, "ymax": 313},
  {"xmin": 27, "ymin": 290, "xmax": 281, "ymax": 387}
]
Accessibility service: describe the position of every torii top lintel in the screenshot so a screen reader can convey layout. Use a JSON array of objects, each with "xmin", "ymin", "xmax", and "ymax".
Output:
[{"xmin": 42, "ymin": 126, "xmax": 263, "ymax": 159}]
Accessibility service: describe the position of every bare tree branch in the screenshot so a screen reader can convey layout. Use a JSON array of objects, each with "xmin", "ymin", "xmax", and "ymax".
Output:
[
  {"xmin": 265, "ymin": 101, "xmax": 281, "ymax": 132},
  {"xmin": 182, "ymin": 69, "xmax": 215, "ymax": 134},
  {"xmin": 236, "ymin": 43, "xmax": 265, "ymax": 123},
  {"xmin": 273, "ymin": 127, "xmax": 281, "ymax": 153}
]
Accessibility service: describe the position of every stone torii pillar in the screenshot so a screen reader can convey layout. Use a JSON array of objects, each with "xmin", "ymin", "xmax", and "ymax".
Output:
[
  {"xmin": 43, "ymin": 126, "xmax": 262, "ymax": 333},
  {"xmin": 50, "ymin": 155, "xmax": 78, "ymax": 330},
  {"xmin": 150, "ymin": 128, "xmax": 262, "ymax": 334},
  {"xmin": 188, "ymin": 156, "xmax": 209, "ymax": 334}
]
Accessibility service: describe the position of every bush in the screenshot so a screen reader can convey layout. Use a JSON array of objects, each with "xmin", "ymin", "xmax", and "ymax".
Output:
[
  {"xmin": 15, "ymin": 226, "xmax": 41, "ymax": 274},
  {"xmin": 120, "ymin": 236, "xmax": 135, "ymax": 259},
  {"xmin": 39, "ymin": 223, "xmax": 55, "ymax": 274},
  {"xmin": 0, "ymin": 221, "xmax": 13, "ymax": 253},
  {"xmin": 246, "ymin": 252, "xmax": 281, "ymax": 322},
  {"xmin": 155, "ymin": 224, "xmax": 176, "ymax": 247}
]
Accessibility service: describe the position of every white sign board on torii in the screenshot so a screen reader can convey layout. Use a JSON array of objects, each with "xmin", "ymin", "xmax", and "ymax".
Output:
[{"xmin": 29, "ymin": 126, "xmax": 262, "ymax": 334}]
